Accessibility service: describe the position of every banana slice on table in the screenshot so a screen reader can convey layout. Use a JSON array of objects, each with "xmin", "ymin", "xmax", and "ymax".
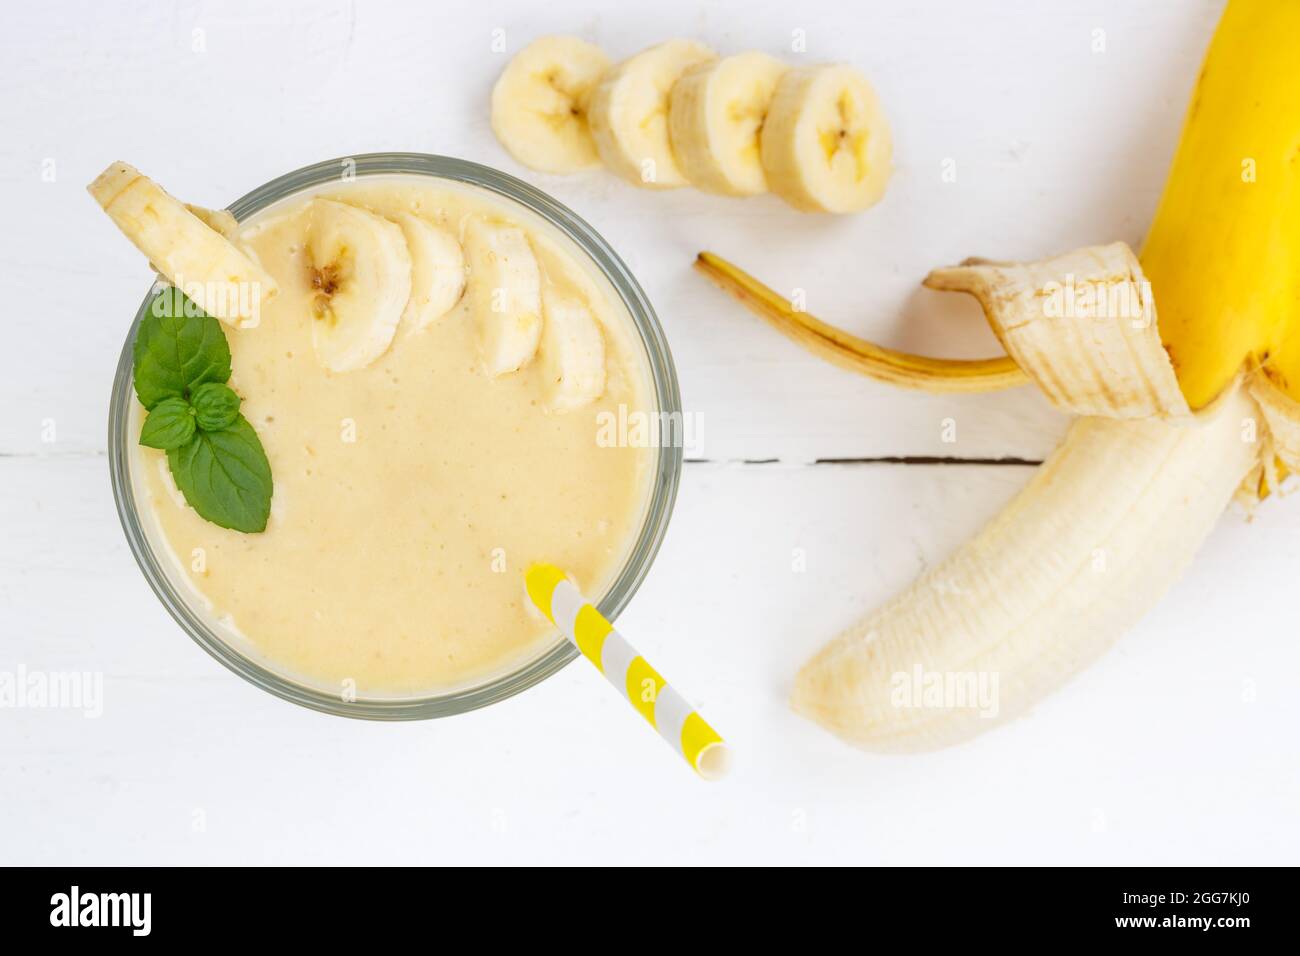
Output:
[
  {"xmin": 88, "ymin": 162, "xmax": 278, "ymax": 327},
  {"xmin": 538, "ymin": 288, "xmax": 606, "ymax": 411},
  {"xmin": 305, "ymin": 199, "xmax": 412, "ymax": 373},
  {"xmin": 463, "ymin": 218, "xmax": 543, "ymax": 376},
  {"xmin": 491, "ymin": 36, "xmax": 612, "ymax": 174},
  {"xmin": 392, "ymin": 212, "xmax": 466, "ymax": 329},
  {"xmin": 760, "ymin": 65, "xmax": 892, "ymax": 213},
  {"xmin": 668, "ymin": 51, "xmax": 789, "ymax": 196},
  {"xmin": 588, "ymin": 39, "xmax": 717, "ymax": 188}
]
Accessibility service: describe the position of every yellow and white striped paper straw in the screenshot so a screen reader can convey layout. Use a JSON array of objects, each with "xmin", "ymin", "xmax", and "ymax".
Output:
[{"xmin": 525, "ymin": 563, "xmax": 729, "ymax": 780}]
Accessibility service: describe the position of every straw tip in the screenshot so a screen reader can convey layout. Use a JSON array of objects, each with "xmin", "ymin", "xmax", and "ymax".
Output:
[{"xmin": 695, "ymin": 742, "xmax": 731, "ymax": 781}]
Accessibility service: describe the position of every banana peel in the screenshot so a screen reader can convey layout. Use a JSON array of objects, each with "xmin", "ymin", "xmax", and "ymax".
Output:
[{"xmin": 695, "ymin": 251, "xmax": 1027, "ymax": 392}]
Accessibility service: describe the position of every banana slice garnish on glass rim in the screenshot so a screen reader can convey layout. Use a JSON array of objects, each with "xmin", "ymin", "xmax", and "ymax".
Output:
[{"xmin": 89, "ymin": 162, "xmax": 279, "ymax": 328}]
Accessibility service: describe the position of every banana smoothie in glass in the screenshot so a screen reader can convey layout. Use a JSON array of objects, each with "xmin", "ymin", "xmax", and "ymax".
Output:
[{"xmin": 128, "ymin": 174, "xmax": 656, "ymax": 698}]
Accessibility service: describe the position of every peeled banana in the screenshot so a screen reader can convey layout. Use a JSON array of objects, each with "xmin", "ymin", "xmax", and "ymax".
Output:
[
  {"xmin": 792, "ymin": 387, "xmax": 1259, "ymax": 750},
  {"xmin": 700, "ymin": 0, "xmax": 1300, "ymax": 751}
]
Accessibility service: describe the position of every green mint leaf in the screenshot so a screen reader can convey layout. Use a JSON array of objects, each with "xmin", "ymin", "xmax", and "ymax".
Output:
[
  {"xmin": 166, "ymin": 414, "xmax": 272, "ymax": 533},
  {"xmin": 139, "ymin": 397, "xmax": 197, "ymax": 450},
  {"xmin": 133, "ymin": 288, "xmax": 273, "ymax": 535},
  {"xmin": 132, "ymin": 287, "xmax": 231, "ymax": 409},
  {"xmin": 190, "ymin": 382, "xmax": 241, "ymax": 431}
]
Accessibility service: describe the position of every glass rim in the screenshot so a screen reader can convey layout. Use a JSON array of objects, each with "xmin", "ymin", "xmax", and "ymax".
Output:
[{"xmin": 107, "ymin": 152, "xmax": 683, "ymax": 720}]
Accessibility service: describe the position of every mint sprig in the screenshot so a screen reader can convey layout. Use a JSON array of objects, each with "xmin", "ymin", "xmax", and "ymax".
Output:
[{"xmin": 134, "ymin": 288, "xmax": 273, "ymax": 533}]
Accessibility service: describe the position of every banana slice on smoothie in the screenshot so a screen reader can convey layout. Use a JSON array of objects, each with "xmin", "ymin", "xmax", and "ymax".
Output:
[
  {"xmin": 392, "ymin": 212, "xmax": 466, "ymax": 329},
  {"xmin": 668, "ymin": 51, "xmax": 790, "ymax": 196},
  {"xmin": 88, "ymin": 162, "xmax": 278, "ymax": 327},
  {"xmin": 306, "ymin": 199, "xmax": 412, "ymax": 372},
  {"xmin": 588, "ymin": 39, "xmax": 717, "ymax": 188},
  {"xmin": 463, "ymin": 218, "xmax": 543, "ymax": 376},
  {"xmin": 491, "ymin": 35, "xmax": 612, "ymax": 174},
  {"xmin": 760, "ymin": 64, "xmax": 893, "ymax": 213},
  {"xmin": 539, "ymin": 288, "xmax": 606, "ymax": 411}
]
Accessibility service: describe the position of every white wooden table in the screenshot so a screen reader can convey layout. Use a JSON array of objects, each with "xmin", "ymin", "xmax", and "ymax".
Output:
[{"xmin": 3, "ymin": 0, "xmax": 1296, "ymax": 865}]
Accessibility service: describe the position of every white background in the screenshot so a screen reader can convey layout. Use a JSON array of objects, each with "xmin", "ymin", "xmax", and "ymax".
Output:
[{"xmin": 3, "ymin": 0, "xmax": 1297, "ymax": 865}]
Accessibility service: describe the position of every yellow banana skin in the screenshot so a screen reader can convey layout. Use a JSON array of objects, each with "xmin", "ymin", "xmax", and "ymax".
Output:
[
  {"xmin": 694, "ymin": 252, "xmax": 1027, "ymax": 393},
  {"xmin": 1141, "ymin": 0, "xmax": 1300, "ymax": 412}
]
